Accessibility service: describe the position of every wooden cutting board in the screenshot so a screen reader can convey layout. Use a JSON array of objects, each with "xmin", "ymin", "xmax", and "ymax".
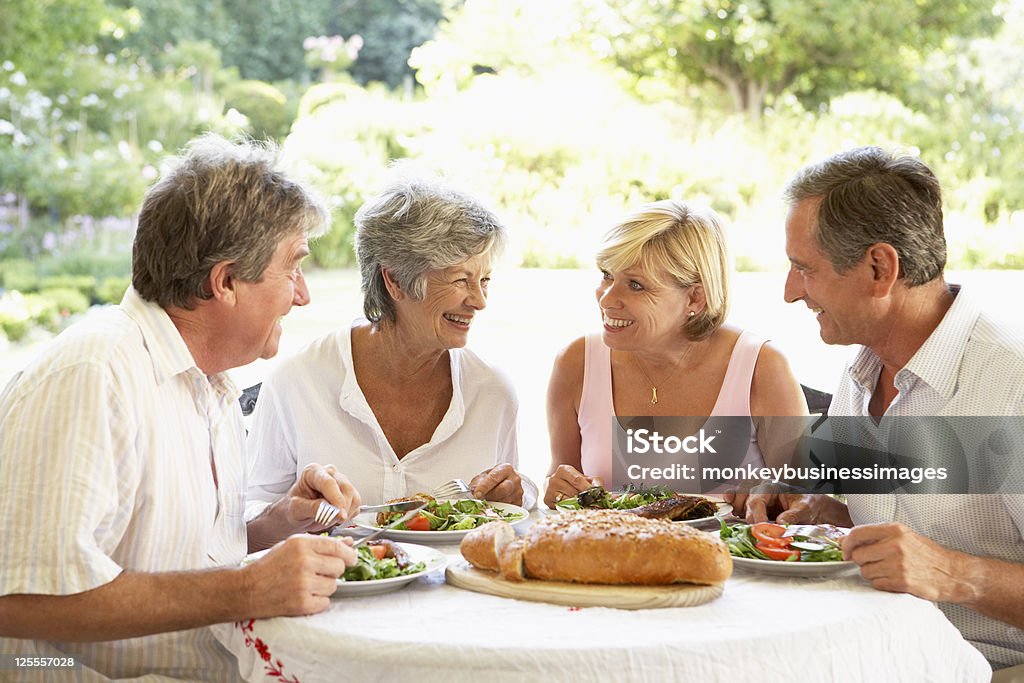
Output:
[{"xmin": 445, "ymin": 561, "xmax": 723, "ymax": 610}]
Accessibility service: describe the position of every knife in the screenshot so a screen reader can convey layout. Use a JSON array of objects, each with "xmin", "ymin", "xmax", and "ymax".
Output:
[
  {"xmin": 358, "ymin": 500, "xmax": 427, "ymax": 515},
  {"xmin": 352, "ymin": 502, "xmax": 428, "ymax": 548}
]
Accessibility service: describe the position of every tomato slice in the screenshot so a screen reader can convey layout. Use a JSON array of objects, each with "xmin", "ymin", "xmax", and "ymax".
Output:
[
  {"xmin": 405, "ymin": 513, "xmax": 432, "ymax": 532},
  {"xmin": 751, "ymin": 522, "xmax": 791, "ymax": 548},
  {"xmin": 756, "ymin": 543, "xmax": 801, "ymax": 561},
  {"xmin": 369, "ymin": 544, "xmax": 388, "ymax": 561}
]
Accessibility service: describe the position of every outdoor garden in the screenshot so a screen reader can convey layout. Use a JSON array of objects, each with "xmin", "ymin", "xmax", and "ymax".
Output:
[{"xmin": 2, "ymin": 0, "xmax": 1023, "ymax": 356}]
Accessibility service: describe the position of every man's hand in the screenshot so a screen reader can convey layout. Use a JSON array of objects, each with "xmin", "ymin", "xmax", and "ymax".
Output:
[
  {"xmin": 743, "ymin": 489, "xmax": 853, "ymax": 526},
  {"xmin": 470, "ymin": 463, "xmax": 524, "ymax": 505},
  {"xmin": 841, "ymin": 523, "xmax": 975, "ymax": 603},
  {"xmin": 543, "ymin": 464, "xmax": 600, "ymax": 509},
  {"xmin": 242, "ymin": 534, "xmax": 358, "ymax": 617}
]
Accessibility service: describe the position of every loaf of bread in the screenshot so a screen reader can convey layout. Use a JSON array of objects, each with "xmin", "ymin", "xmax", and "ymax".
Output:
[
  {"xmin": 458, "ymin": 517, "xmax": 516, "ymax": 572},
  {"xmin": 460, "ymin": 509, "xmax": 732, "ymax": 585}
]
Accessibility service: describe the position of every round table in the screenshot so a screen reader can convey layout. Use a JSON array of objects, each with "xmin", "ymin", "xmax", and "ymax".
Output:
[{"xmin": 213, "ymin": 521, "xmax": 990, "ymax": 683}]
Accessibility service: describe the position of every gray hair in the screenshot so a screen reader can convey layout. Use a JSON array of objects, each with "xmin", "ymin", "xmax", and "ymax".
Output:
[
  {"xmin": 783, "ymin": 146, "xmax": 945, "ymax": 286},
  {"xmin": 354, "ymin": 175, "xmax": 506, "ymax": 324},
  {"xmin": 132, "ymin": 133, "xmax": 329, "ymax": 309}
]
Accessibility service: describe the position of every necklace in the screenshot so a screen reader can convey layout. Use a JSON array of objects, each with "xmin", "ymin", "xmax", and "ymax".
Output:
[{"xmin": 632, "ymin": 344, "xmax": 693, "ymax": 404}]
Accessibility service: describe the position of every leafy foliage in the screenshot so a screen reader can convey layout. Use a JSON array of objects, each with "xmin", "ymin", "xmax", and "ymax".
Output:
[
  {"xmin": 2, "ymin": 0, "xmax": 1023, "ymax": 294},
  {"xmin": 579, "ymin": 0, "xmax": 1000, "ymax": 117},
  {"xmin": 223, "ymin": 80, "xmax": 292, "ymax": 140},
  {"xmin": 337, "ymin": 0, "xmax": 447, "ymax": 88}
]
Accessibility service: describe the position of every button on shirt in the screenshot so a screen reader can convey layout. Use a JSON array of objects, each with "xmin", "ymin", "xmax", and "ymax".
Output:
[
  {"xmin": 246, "ymin": 320, "xmax": 530, "ymax": 513},
  {"xmin": 831, "ymin": 285, "xmax": 1024, "ymax": 668},
  {"xmin": 0, "ymin": 287, "xmax": 247, "ymax": 682}
]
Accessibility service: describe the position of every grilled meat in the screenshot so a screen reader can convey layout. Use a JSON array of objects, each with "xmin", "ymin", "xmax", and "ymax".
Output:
[
  {"xmin": 627, "ymin": 496, "xmax": 718, "ymax": 521},
  {"xmin": 366, "ymin": 539, "xmax": 413, "ymax": 569},
  {"xmin": 375, "ymin": 493, "xmax": 435, "ymax": 526}
]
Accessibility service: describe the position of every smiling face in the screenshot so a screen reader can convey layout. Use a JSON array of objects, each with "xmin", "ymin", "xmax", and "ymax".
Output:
[
  {"xmin": 784, "ymin": 198, "xmax": 874, "ymax": 346},
  {"xmin": 595, "ymin": 264, "xmax": 692, "ymax": 350},
  {"xmin": 233, "ymin": 232, "xmax": 311, "ymax": 362},
  {"xmin": 395, "ymin": 252, "xmax": 491, "ymax": 352}
]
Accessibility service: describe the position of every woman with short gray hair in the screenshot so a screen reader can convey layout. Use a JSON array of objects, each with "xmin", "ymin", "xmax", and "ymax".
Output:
[{"xmin": 247, "ymin": 174, "xmax": 535, "ymax": 510}]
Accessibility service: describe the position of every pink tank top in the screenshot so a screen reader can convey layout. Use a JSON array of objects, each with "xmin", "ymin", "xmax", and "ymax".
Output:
[{"xmin": 578, "ymin": 330, "xmax": 767, "ymax": 486}]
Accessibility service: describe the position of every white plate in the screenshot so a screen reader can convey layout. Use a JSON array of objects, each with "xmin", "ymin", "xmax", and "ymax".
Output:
[
  {"xmin": 731, "ymin": 555, "xmax": 858, "ymax": 578},
  {"xmin": 553, "ymin": 500, "xmax": 732, "ymax": 525},
  {"xmin": 333, "ymin": 542, "xmax": 446, "ymax": 596},
  {"xmin": 351, "ymin": 500, "xmax": 530, "ymax": 543},
  {"xmin": 677, "ymin": 502, "xmax": 732, "ymax": 526},
  {"xmin": 246, "ymin": 542, "xmax": 446, "ymax": 597}
]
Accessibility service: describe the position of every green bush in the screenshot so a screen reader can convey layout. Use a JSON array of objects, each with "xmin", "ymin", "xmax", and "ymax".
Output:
[
  {"xmin": 309, "ymin": 212, "xmax": 358, "ymax": 268},
  {"xmin": 39, "ymin": 287, "xmax": 91, "ymax": 316},
  {"xmin": 20, "ymin": 293, "xmax": 60, "ymax": 333},
  {"xmin": 223, "ymin": 80, "xmax": 293, "ymax": 140},
  {"xmin": 0, "ymin": 316, "xmax": 30, "ymax": 342},
  {"xmin": 96, "ymin": 277, "xmax": 131, "ymax": 304},
  {"xmin": 39, "ymin": 275, "xmax": 98, "ymax": 302},
  {"xmin": 0, "ymin": 291, "xmax": 32, "ymax": 341},
  {"xmin": 1, "ymin": 259, "xmax": 39, "ymax": 293},
  {"xmin": 40, "ymin": 252, "xmax": 132, "ymax": 280},
  {"xmin": 295, "ymin": 82, "xmax": 365, "ymax": 118}
]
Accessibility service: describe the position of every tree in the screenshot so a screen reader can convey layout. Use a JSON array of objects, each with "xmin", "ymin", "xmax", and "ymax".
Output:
[
  {"xmin": 410, "ymin": 0, "xmax": 596, "ymax": 94},
  {"xmin": 333, "ymin": 0, "xmax": 447, "ymax": 89},
  {"xmin": 583, "ymin": 0, "xmax": 1001, "ymax": 119},
  {"xmin": 0, "ymin": 0, "xmax": 107, "ymax": 76},
  {"xmin": 106, "ymin": 0, "xmax": 336, "ymax": 82}
]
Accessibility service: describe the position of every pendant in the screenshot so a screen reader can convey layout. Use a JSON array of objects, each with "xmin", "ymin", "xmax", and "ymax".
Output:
[{"xmin": 651, "ymin": 387, "xmax": 658, "ymax": 404}]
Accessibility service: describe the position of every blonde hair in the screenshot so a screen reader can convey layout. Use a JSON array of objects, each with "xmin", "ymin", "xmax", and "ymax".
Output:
[{"xmin": 596, "ymin": 200, "xmax": 731, "ymax": 340}]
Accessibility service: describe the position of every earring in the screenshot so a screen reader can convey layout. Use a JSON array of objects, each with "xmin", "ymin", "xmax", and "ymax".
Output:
[{"xmin": 688, "ymin": 311, "xmax": 696, "ymax": 318}]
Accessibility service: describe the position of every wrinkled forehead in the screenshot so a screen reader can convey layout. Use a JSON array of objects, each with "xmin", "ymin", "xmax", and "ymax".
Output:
[
  {"xmin": 430, "ymin": 251, "xmax": 493, "ymax": 278},
  {"xmin": 452, "ymin": 251, "xmax": 493, "ymax": 271}
]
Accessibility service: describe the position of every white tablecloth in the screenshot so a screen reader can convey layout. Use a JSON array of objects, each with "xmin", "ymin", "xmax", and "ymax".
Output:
[{"xmin": 213, "ymin": 522, "xmax": 991, "ymax": 683}]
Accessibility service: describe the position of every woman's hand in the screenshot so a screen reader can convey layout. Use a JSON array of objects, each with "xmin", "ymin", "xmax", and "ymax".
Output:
[
  {"xmin": 469, "ymin": 463, "xmax": 524, "ymax": 505},
  {"xmin": 543, "ymin": 464, "xmax": 601, "ymax": 509}
]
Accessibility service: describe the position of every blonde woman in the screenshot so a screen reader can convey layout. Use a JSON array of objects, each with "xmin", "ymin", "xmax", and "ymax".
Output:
[{"xmin": 544, "ymin": 200, "xmax": 807, "ymax": 507}]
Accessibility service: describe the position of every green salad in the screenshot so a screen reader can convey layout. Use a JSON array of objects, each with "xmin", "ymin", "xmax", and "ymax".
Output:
[
  {"xmin": 720, "ymin": 520, "xmax": 845, "ymax": 563},
  {"xmin": 379, "ymin": 498, "xmax": 525, "ymax": 532},
  {"xmin": 554, "ymin": 484, "xmax": 677, "ymax": 511},
  {"xmin": 340, "ymin": 544, "xmax": 426, "ymax": 582}
]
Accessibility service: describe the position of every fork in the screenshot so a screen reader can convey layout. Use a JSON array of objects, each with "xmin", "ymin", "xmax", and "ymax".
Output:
[
  {"xmin": 431, "ymin": 478, "xmax": 473, "ymax": 499},
  {"xmin": 782, "ymin": 524, "xmax": 842, "ymax": 545},
  {"xmin": 314, "ymin": 500, "xmax": 341, "ymax": 527}
]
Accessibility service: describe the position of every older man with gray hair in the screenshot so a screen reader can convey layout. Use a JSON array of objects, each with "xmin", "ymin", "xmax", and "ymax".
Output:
[
  {"xmin": 739, "ymin": 146, "xmax": 1024, "ymax": 673},
  {"xmin": 0, "ymin": 134, "xmax": 362, "ymax": 681}
]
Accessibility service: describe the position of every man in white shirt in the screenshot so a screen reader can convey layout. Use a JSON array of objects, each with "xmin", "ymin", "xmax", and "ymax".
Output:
[
  {"xmin": 741, "ymin": 146, "xmax": 1024, "ymax": 670},
  {"xmin": 0, "ymin": 134, "xmax": 362, "ymax": 681}
]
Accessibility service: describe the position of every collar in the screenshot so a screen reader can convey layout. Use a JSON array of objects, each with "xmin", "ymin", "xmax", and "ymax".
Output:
[
  {"xmin": 336, "ymin": 319, "xmax": 465, "ymax": 444},
  {"xmin": 899, "ymin": 284, "xmax": 977, "ymax": 400},
  {"xmin": 846, "ymin": 284, "xmax": 978, "ymax": 400},
  {"xmin": 120, "ymin": 287, "xmax": 240, "ymax": 401}
]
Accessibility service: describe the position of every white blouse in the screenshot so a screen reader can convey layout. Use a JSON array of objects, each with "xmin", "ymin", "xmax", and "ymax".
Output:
[{"xmin": 246, "ymin": 320, "xmax": 533, "ymax": 513}]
